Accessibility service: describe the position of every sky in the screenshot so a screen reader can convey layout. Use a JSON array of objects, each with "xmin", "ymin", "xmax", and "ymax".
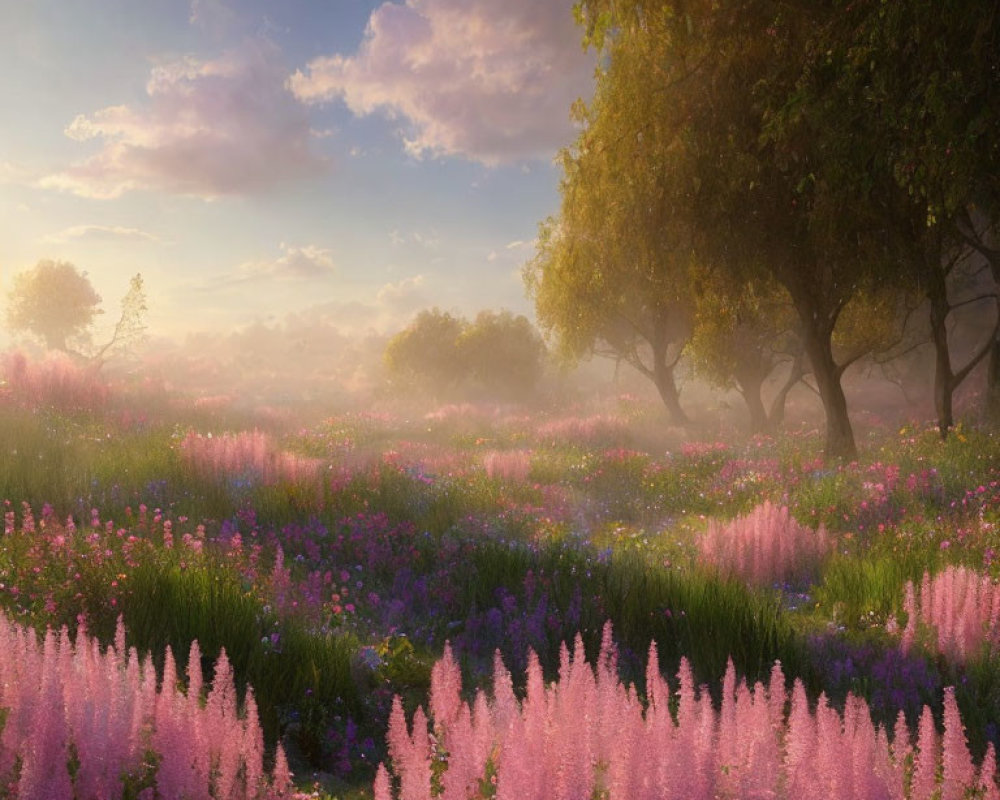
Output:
[{"xmin": 0, "ymin": 0, "xmax": 596, "ymax": 342}]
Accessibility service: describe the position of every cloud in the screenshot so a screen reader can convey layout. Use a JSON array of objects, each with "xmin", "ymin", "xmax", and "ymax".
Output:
[
  {"xmin": 376, "ymin": 274, "xmax": 426, "ymax": 310},
  {"xmin": 488, "ymin": 237, "xmax": 536, "ymax": 262},
  {"xmin": 296, "ymin": 273, "xmax": 429, "ymax": 333},
  {"xmin": 288, "ymin": 0, "xmax": 594, "ymax": 165},
  {"xmin": 190, "ymin": 243, "xmax": 337, "ymax": 293},
  {"xmin": 41, "ymin": 224, "xmax": 162, "ymax": 244},
  {"xmin": 389, "ymin": 229, "xmax": 440, "ymax": 249},
  {"xmin": 236, "ymin": 243, "xmax": 337, "ymax": 281},
  {"xmin": 41, "ymin": 39, "xmax": 327, "ymax": 199}
]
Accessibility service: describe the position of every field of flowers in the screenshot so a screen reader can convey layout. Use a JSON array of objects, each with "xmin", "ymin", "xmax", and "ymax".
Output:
[{"xmin": 3, "ymin": 353, "xmax": 1000, "ymax": 798}]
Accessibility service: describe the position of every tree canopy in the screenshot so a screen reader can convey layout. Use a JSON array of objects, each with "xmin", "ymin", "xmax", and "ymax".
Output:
[
  {"xmin": 6, "ymin": 260, "xmax": 102, "ymax": 352},
  {"xmin": 538, "ymin": 0, "xmax": 1000, "ymax": 456},
  {"xmin": 525, "ymin": 6, "xmax": 702, "ymax": 426},
  {"xmin": 4, "ymin": 262, "xmax": 148, "ymax": 368},
  {"xmin": 384, "ymin": 308, "xmax": 547, "ymax": 403}
]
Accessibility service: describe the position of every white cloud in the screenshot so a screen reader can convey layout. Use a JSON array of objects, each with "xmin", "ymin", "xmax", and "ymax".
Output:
[
  {"xmin": 288, "ymin": 0, "xmax": 594, "ymax": 165},
  {"xmin": 295, "ymin": 273, "xmax": 429, "ymax": 333},
  {"xmin": 376, "ymin": 274, "xmax": 426, "ymax": 310},
  {"xmin": 237, "ymin": 243, "xmax": 337, "ymax": 281},
  {"xmin": 388, "ymin": 229, "xmax": 440, "ymax": 248},
  {"xmin": 487, "ymin": 237, "xmax": 536, "ymax": 263},
  {"xmin": 41, "ymin": 39, "xmax": 327, "ymax": 199},
  {"xmin": 41, "ymin": 224, "xmax": 162, "ymax": 244}
]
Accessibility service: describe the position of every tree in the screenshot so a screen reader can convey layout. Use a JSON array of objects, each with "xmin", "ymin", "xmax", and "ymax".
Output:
[
  {"xmin": 457, "ymin": 310, "xmax": 547, "ymax": 402},
  {"xmin": 383, "ymin": 309, "xmax": 468, "ymax": 398},
  {"xmin": 822, "ymin": 0, "xmax": 1000, "ymax": 436},
  {"xmin": 688, "ymin": 273, "xmax": 805, "ymax": 433},
  {"xmin": 5, "ymin": 260, "xmax": 102, "ymax": 352},
  {"xmin": 5, "ymin": 263, "xmax": 148, "ymax": 371},
  {"xmin": 525, "ymin": 11, "xmax": 700, "ymax": 426},
  {"xmin": 384, "ymin": 308, "xmax": 548, "ymax": 402},
  {"xmin": 91, "ymin": 273, "xmax": 148, "ymax": 370},
  {"xmin": 569, "ymin": 0, "xmax": 921, "ymax": 458}
]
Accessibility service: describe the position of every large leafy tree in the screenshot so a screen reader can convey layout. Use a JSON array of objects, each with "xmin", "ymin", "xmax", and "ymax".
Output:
[
  {"xmin": 526, "ymin": 7, "xmax": 701, "ymax": 426},
  {"xmin": 569, "ymin": 0, "xmax": 920, "ymax": 457},
  {"xmin": 822, "ymin": 0, "xmax": 1000, "ymax": 435},
  {"xmin": 5, "ymin": 260, "xmax": 102, "ymax": 352}
]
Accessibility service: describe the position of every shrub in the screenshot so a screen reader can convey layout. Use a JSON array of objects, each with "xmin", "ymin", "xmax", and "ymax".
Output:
[{"xmin": 179, "ymin": 429, "xmax": 323, "ymax": 488}]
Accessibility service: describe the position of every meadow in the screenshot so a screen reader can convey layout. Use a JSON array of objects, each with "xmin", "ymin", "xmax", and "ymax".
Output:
[{"xmin": 3, "ymin": 352, "xmax": 1000, "ymax": 798}]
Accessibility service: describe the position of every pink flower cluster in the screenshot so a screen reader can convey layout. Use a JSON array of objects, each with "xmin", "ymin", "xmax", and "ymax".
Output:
[
  {"xmin": 534, "ymin": 414, "xmax": 629, "ymax": 445},
  {"xmin": 699, "ymin": 500, "xmax": 830, "ymax": 586},
  {"xmin": 897, "ymin": 566, "xmax": 1000, "ymax": 662},
  {"xmin": 376, "ymin": 625, "xmax": 998, "ymax": 800},
  {"xmin": 0, "ymin": 612, "xmax": 293, "ymax": 799},
  {"xmin": 424, "ymin": 404, "xmax": 498, "ymax": 424},
  {"xmin": 1, "ymin": 350, "xmax": 109, "ymax": 413},
  {"xmin": 180, "ymin": 429, "xmax": 323, "ymax": 487},
  {"xmin": 482, "ymin": 450, "xmax": 533, "ymax": 483},
  {"xmin": 680, "ymin": 440, "xmax": 730, "ymax": 458}
]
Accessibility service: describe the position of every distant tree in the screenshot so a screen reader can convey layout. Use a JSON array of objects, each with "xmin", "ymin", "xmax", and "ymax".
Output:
[
  {"xmin": 383, "ymin": 309, "xmax": 468, "ymax": 397},
  {"xmin": 5, "ymin": 260, "xmax": 102, "ymax": 352},
  {"xmin": 5, "ymin": 262, "xmax": 148, "ymax": 370},
  {"xmin": 457, "ymin": 310, "xmax": 547, "ymax": 401},
  {"xmin": 91, "ymin": 273, "xmax": 148, "ymax": 370},
  {"xmin": 384, "ymin": 308, "xmax": 547, "ymax": 402},
  {"xmin": 688, "ymin": 273, "xmax": 805, "ymax": 433}
]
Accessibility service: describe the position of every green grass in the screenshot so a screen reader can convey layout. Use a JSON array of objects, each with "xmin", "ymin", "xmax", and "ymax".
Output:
[
  {"xmin": 813, "ymin": 551, "xmax": 942, "ymax": 631},
  {"xmin": 462, "ymin": 538, "xmax": 811, "ymax": 693},
  {"xmin": 120, "ymin": 560, "xmax": 360, "ymax": 755}
]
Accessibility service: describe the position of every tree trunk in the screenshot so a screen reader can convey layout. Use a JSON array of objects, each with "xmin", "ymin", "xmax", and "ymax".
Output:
[
  {"xmin": 927, "ymin": 260, "xmax": 956, "ymax": 439},
  {"xmin": 736, "ymin": 369, "xmax": 769, "ymax": 434},
  {"xmin": 653, "ymin": 358, "xmax": 689, "ymax": 426},
  {"xmin": 767, "ymin": 352, "xmax": 805, "ymax": 431},
  {"xmin": 800, "ymin": 317, "xmax": 856, "ymax": 459},
  {"xmin": 987, "ymin": 336, "xmax": 1000, "ymax": 424}
]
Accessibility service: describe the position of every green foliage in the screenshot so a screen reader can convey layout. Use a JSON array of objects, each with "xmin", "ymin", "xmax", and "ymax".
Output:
[
  {"xmin": 383, "ymin": 308, "xmax": 466, "ymax": 395},
  {"xmin": 384, "ymin": 308, "xmax": 546, "ymax": 402},
  {"xmin": 457, "ymin": 310, "xmax": 546, "ymax": 402},
  {"xmin": 463, "ymin": 538, "xmax": 809, "ymax": 691},
  {"xmin": 815, "ymin": 553, "xmax": 936, "ymax": 631},
  {"xmin": 524, "ymin": 8, "xmax": 698, "ymax": 422}
]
